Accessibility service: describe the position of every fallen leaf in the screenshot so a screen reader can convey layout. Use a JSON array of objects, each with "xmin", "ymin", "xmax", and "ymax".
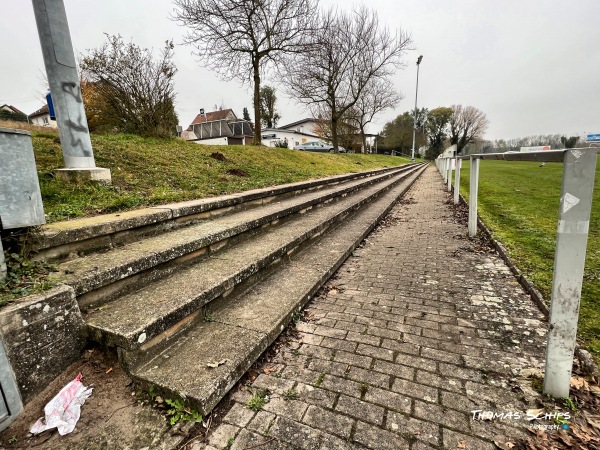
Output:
[
  {"xmin": 587, "ymin": 414, "xmax": 600, "ymax": 431},
  {"xmin": 571, "ymin": 376, "xmax": 590, "ymax": 391},
  {"xmin": 207, "ymin": 359, "xmax": 228, "ymax": 368},
  {"xmin": 263, "ymin": 365, "xmax": 278, "ymax": 375}
]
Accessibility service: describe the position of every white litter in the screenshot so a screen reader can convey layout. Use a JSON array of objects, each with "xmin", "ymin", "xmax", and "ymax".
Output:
[{"xmin": 30, "ymin": 373, "xmax": 93, "ymax": 436}]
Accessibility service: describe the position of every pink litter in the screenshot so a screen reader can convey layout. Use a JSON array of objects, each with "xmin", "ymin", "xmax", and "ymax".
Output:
[{"xmin": 30, "ymin": 373, "xmax": 93, "ymax": 436}]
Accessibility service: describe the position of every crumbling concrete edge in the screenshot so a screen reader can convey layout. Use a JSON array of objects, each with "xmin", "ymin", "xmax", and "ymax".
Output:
[
  {"xmin": 0, "ymin": 284, "xmax": 87, "ymax": 405},
  {"xmin": 456, "ymin": 191, "xmax": 600, "ymax": 377}
]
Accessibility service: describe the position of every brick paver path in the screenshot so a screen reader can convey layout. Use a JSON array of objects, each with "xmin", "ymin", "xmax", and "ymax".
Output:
[{"xmin": 201, "ymin": 166, "xmax": 549, "ymax": 450}]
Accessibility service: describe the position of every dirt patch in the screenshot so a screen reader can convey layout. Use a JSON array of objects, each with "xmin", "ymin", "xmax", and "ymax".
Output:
[
  {"xmin": 225, "ymin": 168, "xmax": 250, "ymax": 178},
  {"xmin": 0, "ymin": 346, "xmax": 182, "ymax": 450},
  {"xmin": 209, "ymin": 152, "xmax": 226, "ymax": 161}
]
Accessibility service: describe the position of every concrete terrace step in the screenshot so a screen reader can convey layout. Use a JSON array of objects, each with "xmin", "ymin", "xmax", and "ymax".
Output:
[
  {"xmin": 129, "ymin": 165, "xmax": 426, "ymax": 414},
  {"xmin": 32, "ymin": 167, "xmax": 401, "ymax": 261},
  {"xmin": 85, "ymin": 165, "xmax": 425, "ymax": 351},
  {"xmin": 54, "ymin": 165, "xmax": 417, "ymax": 307}
]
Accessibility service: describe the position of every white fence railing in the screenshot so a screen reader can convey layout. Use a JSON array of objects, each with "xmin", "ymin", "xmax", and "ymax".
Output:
[{"xmin": 436, "ymin": 149, "xmax": 598, "ymax": 398}]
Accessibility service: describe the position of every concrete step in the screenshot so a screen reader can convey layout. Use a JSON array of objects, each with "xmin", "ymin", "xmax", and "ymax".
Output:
[
  {"xmin": 129, "ymin": 165, "xmax": 426, "ymax": 415},
  {"xmin": 54, "ymin": 165, "xmax": 417, "ymax": 309},
  {"xmin": 32, "ymin": 167, "xmax": 401, "ymax": 261},
  {"xmin": 85, "ymin": 165, "xmax": 425, "ymax": 352}
]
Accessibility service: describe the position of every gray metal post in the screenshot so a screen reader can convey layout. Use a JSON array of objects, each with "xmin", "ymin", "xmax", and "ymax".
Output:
[
  {"xmin": 32, "ymin": 0, "xmax": 94, "ymax": 168},
  {"xmin": 447, "ymin": 159, "xmax": 452, "ymax": 192},
  {"xmin": 468, "ymin": 157, "xmax": 480, "ymax": 237},
  {"xmin": 543, "ymin": 149, "xmax": 597, "ymax": 398},
  {"xmin": 454, "ymin": 158, "xmax": 461, "ymax": 204}
]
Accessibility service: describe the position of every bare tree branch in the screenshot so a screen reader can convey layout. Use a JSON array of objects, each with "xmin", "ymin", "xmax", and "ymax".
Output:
[
  {"xmin": 283, "ymin": 5, "xmax": 412, "ymax": 152},
  {"xmin": 449, "ymin": 105, "xmax": 489, "ymax": 154},
  {"xmin": 351, "ymin": 78, "xmax": 402, "ymax": 153},
  {"xmin": 80, "ymin": 35, "xmax": 178, "ymax": 137},
  {"xmin": 173, "ymin": 0, "xmax": 318, "ymax": 144}
]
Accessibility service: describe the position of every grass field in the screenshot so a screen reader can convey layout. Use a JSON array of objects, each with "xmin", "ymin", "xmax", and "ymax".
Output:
[
  {"xmin": 459, "ymin": 158, "xmax": 600, "ymax": 360},
  {"xmin": 21, "ymin": 127, "xmax": 408, "ymax": 222}
]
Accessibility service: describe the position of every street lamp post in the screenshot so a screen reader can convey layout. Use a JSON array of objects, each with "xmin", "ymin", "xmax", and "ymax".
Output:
[{"xmin": 411, "ymin": 55, "xmax": 423, "ymax": 161}]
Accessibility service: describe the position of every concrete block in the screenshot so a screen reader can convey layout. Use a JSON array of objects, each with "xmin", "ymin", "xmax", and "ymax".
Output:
[
  {"xmin": 54, "ymin": 167, "xmax": 112, "ymax": 183},
  {"xmin": 0, "ymin": 284, "xmax": 85, "ymax": 404}
]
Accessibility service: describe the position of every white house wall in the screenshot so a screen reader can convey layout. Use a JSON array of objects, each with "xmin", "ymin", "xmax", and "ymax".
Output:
[
  {"xmin": 30, "ymin": 114, "xmax": 57, "ymax": 128},
  {"xmin": 192, "ymin": 137, "xmax": 230, "ymax": 146},
  {"xmin": 261, "ymin": 130, "xmax": 322, "ymax": 148}
]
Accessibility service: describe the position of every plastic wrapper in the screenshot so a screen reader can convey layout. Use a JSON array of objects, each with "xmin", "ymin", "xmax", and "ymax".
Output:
[{"xmin": 30, "ymin": 373, "xmax": 93, "ymax": 436}]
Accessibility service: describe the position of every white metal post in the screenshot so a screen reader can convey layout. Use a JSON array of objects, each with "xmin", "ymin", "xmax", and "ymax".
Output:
[
  {"xmin": 454, "ymin": 158, "xmax": 461, "ymax": 204},
  {"xmin": 442, "ymin": 159, "xmax": 448, "ymax": 183},
  {"xmin": 447, "ymin": 159, "xmax": 453, "ymax": 192},
  {"xmin": 543, "ymin": 149, "xmax": 597, "ymax": 398},
  {"xmin": 468, "ymin": 157, "xmax": 480, "ymax": 237}
]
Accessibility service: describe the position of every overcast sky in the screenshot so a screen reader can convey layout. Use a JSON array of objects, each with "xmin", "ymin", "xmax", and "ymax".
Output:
[{"xmin": 1, "ymin": 0, "xmax": 599, "ymax": 140}]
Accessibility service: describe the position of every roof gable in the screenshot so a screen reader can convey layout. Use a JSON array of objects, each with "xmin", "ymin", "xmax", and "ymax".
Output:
[
  {"xmin": 29, "ymin": 104, "xmax": 49, "ymax": 118},
  {"xmin": 1, "ymin": 104, "xmax": 25, "ymax": 115},
  {"xmin": 190, "ymin": 109, "xmax": 237, "ymax": 125}
]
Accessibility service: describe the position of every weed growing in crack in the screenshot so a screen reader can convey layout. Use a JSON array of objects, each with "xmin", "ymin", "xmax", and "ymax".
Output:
[
  {"xmin": 282, "ymin": 389, "xmax": 298, "ymax": 401},
  {"xmin": 314, "ymin": 372, "xmax": 326, "ymax": 388},
  {"xmin": 246, "ymin": 389, "xmax": 269, "ymax": 411},
  {"xmin": 164, "ymin": 397, "xmax": 202, "ymax": 426}
]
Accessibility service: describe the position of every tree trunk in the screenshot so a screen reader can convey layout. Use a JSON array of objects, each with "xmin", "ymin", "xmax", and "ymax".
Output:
[
  {"xmin": 331, "ymin": 114, "xmax": 339, "ymax": 153},
  {"xmin": 359, "ymin": 125, "xmax": 366, "ymax": 154},
  {"xmin": 252, "ymin": 61, "xmax": 262, "ymax": 145}
]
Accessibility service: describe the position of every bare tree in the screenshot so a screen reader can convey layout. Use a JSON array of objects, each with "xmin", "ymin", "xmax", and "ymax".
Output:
[
  {"xmin": 351, "ymin": 78, "xmax": 401, "ymax": 153},
  {"xmin": 259, "ymin": 85, "xmax": 281, "ymax": 128},
  {"xmin": 80, "ymin": 35, "xmax": 178, "ymax": 137},
  {"xmin": 449, "ymin": 105, "xmax": 489, "ymax": 154},
  {"xmin": 173, "ymin": 0, "xmax": 316, "ymax": 145},
  {"xmin": 285, "ymin": 5, "xmax": 412, "ymax": 152}
]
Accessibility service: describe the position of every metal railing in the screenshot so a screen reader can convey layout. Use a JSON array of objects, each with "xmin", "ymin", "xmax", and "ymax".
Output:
[{"xmin": 436, "ymin": 149, "xmax": 599, "ymax": 398}]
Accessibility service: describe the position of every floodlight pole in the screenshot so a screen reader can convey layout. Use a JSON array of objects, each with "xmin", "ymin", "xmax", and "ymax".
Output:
[{"xmin": 410, "ymin": 55, "xmax": 423, "ymax": 161}]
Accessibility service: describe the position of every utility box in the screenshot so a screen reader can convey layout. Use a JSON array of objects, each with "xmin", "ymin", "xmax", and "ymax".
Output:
[{"xmin": 0, "ymin": 128, "xmax": 45, "ymax": 229}]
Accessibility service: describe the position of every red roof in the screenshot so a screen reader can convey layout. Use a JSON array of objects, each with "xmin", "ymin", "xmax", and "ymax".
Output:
[
  {"xmin": 190, "ymin": 109, "xmax": 237, "ymax": 125},
  {"xmin": 1, "ymin": 104, "xmax": 26, "ymax": 116}
]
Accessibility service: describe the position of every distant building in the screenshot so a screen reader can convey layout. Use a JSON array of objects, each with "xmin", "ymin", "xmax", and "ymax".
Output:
[
  {"xmin": 182, "ymin": 108, "xmax": 253, "ymax": 145},
  {"xmin": 0, "ymin": 104, "xmax": 28, "ymax": 123},
  {"xmin": 261, "ymin": 128, "xmax": 323, "ymax": 149},
  {"xmin": 28, "ymin": 104, "xmax": 57, "ymax": 128},
  {"xmin": 277, "ymin": 118, "xmax": 321, "ymax": 137}
]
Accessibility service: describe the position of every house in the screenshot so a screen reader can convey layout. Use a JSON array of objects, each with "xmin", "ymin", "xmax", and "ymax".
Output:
[
  {"xmin": 260, "ymin": 128, "xmax": 323, "ymax": 149},
  {"xmin": 182, "ymin": 108, "xmax": 253, "ymax": 145},
  {"xmin": 278, "ymin": 117, "xmax": 369, "ymax": 151},
  {"xmin": 0, "ymin": 104, "xmax": 28, "ymax": 123},
  {"xmin": 262, "ymin": 118, "xmax": 328, "ymax": 148},
  {"xmin": 28, "ymin": 104, "xmax": 57, "ymax": 128},
  {"xmin": 277, "ymin": 118, "xmax": 321, "ymax": 137}
]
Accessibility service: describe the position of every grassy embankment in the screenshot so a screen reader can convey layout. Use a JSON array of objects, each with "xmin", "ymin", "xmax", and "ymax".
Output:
[
  {"xmin": 16, "ymin": 127, "xmax": 408, "ymax": 222},
  {"xmin": 459, "ymin": 159, "xmax": 600, "ymax": 360}
]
